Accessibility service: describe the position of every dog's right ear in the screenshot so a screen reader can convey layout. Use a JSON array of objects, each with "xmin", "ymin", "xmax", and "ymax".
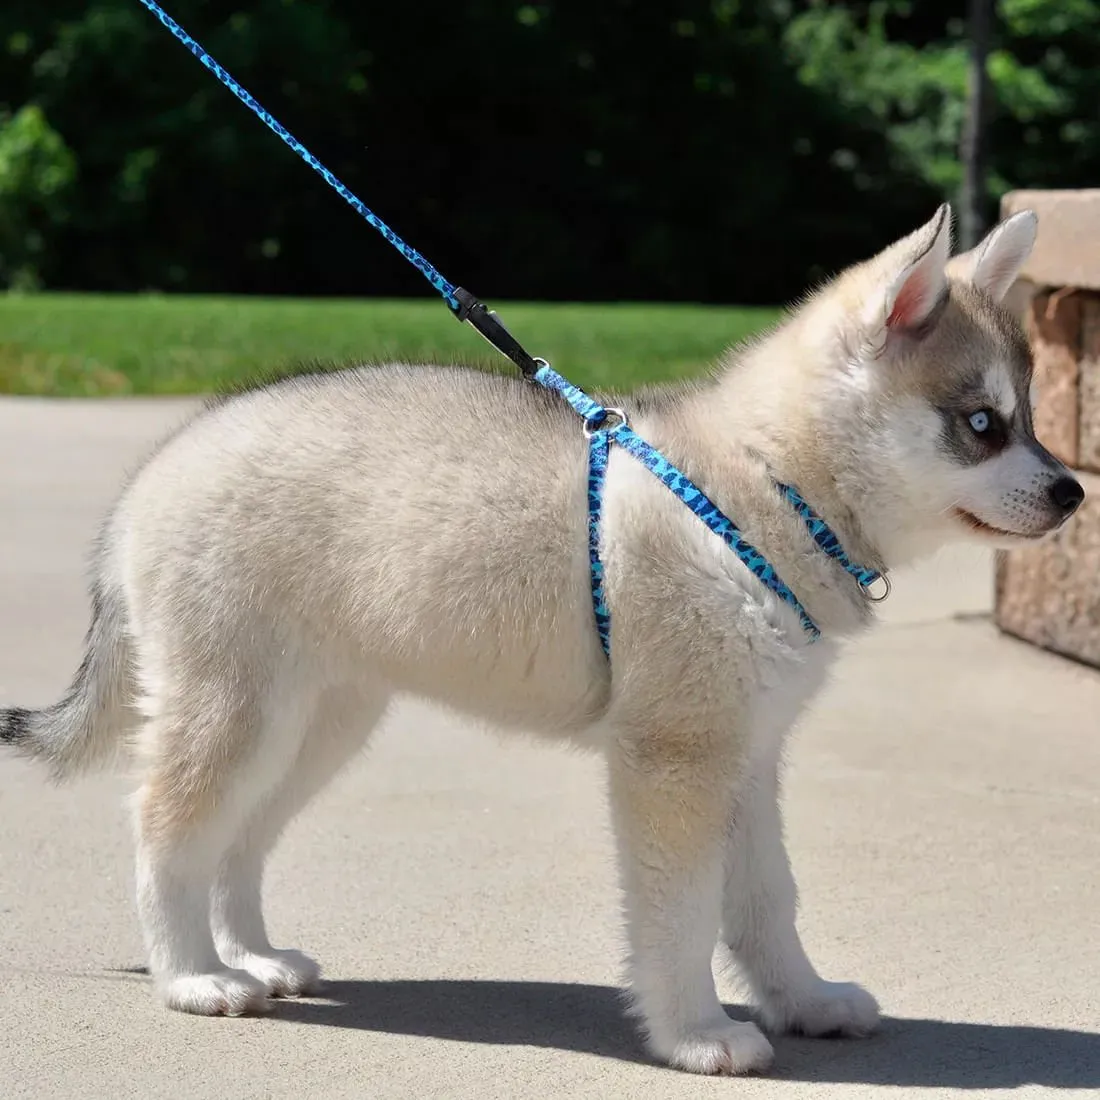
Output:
[
  {"xmin": 863, "ymin": 204, "xmax": 953, "ymax": 344},
  {"xmin": 944, "ymin": 210, "xmax": 1037, "ymax": 302}
]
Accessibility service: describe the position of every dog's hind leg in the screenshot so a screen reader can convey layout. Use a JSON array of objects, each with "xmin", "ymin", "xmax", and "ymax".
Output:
[
  {"xmin": 210, "ymin": 681, "xmax": 389, "ymax": 996},
  {"xmin": 131, "ymin": 647, "xmax": 330, "ymax": 1016}
]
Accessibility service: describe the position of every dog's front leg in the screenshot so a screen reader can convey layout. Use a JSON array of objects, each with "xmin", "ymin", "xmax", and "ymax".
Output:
[
  {"xmin": 606, "ymin": 730, "xmax": 775, "ymax": 1076},
  {"xmin": 721, "ymin": 753, "xmax": 880, "ymax": 1038}
]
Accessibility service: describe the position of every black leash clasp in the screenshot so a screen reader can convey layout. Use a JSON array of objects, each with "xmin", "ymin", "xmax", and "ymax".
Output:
[{"xmin": 452, "ymin": 288, "xmax": 541, "ymax": 379}]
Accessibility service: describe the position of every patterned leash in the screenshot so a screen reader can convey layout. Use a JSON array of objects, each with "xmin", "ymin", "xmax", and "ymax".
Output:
[{"xmin": 136, "ymin": 0, "xmax": 542, "ymax": 378}]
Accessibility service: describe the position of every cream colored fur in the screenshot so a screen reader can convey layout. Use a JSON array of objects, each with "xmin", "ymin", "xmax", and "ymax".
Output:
[{"xmin": 3, "ymin": 204, "xmax": 1082, "ymax": 1075}]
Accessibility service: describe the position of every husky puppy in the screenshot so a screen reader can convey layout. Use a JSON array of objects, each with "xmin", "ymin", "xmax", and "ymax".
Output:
[{"xmin": 2, "ymin": 204, "xmax": 1082, "ymax": 1075}]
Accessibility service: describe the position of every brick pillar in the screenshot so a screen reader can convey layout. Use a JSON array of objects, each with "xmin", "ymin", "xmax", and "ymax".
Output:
[{"xmin": 994, "ymin": 190, "xmax": 1100, "ymax": 667}]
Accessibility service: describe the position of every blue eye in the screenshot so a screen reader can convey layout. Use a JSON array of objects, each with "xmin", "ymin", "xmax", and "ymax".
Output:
[{"xmin": 968, "ymin": 410, "xmax": 991, "ymax": 434}]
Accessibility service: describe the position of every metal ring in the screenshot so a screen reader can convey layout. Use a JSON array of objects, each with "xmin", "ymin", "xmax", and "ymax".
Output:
[
  {"xmin": 860, "ymin": 573, "xmax": 892, "ymax": 602},
  {"xmin": 583, "ymin": 406, "xmax": 629, "ymax": 439}
]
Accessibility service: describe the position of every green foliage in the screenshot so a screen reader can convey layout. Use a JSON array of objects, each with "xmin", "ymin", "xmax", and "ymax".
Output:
[
  {"xmin": 783, "ymin": 3, "xmax": 969, "ymax": 193},
  {"xmin": 0, "ymin": 104, "xmax": 76, "ymax": 289},
  {"xmin": 784, "ymin": 0, "xmax": 1100, "ymax": 213}
]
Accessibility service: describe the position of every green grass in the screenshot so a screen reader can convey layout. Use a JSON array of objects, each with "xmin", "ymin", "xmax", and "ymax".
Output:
[{"xmin": 0, "ymin": 293, "xmax": 781, "ymax": 397}]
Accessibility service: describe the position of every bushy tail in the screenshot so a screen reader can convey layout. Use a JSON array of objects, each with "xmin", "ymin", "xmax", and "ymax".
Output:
[{"xmin": 1, "ymin": 580, "xmax": 133, "ymax": 780}]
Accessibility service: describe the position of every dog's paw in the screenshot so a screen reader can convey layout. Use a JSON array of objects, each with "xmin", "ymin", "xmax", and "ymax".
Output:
[
  {"xmin": 655, "ymin": 1019, "xmax": 775, "ymax": 1076},
  {"xmin": 759, "ymin": 980, "xmax": 880, "ymax": 1038},
  {"xmin": 161, "ymin": 970, "xmax": 272, "ymax": 1016},
  {"xmin": 235, "ymin": 949, "xmax": 322, "ymax": 997}
]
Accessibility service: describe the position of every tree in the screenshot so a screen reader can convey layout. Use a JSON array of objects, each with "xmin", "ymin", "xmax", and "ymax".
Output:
[
  {"xmin": 783, "ymin": 0, "xmax": 1100, "ymax": 236},
  {"xmin": 0, "ymin": 104, "xmax": 76, "ymax": 289},
  {"xmin": 959, "ymin": 0, "xmax": 993, "ymax": 249}
]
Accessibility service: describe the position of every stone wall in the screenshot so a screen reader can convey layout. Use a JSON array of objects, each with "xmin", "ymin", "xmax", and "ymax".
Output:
[{"xmin": 994, "ymin": 190, "xmax": 1100, "ymax": 667}]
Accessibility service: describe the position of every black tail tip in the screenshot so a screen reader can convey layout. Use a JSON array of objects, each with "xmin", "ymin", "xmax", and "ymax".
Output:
[{"xmin": 0, "ymin": 707, "xmax": 33, "ymax": 745}]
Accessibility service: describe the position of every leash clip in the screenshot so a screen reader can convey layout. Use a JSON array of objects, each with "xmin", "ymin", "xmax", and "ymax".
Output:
[{"xmin": 452, "ymin": 287, "xmax": 541, "ymax": 379}]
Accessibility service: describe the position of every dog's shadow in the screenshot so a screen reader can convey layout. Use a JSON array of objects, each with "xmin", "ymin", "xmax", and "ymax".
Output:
[{"xmin": 271, "ymin": 978, "xmax": 1099, "ymax": 1089}]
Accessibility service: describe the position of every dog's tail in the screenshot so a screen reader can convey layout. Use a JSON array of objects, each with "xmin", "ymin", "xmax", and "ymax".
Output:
[{"xmin": 1, "ymin": 579, "xmax": 133, "ymax": 780}]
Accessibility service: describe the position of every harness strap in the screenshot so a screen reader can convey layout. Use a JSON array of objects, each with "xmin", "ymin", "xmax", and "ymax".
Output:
[
  {"xmin": 775, "ymin": 485, "xmax": 882, "ymax": 590},
  {"xmin": 534, "ymin": 364, "xmax": 885, "ymax": 655},
  {"xmin": 586, "ymin": 428, "xmax": 614, "ymax": 649},
  {"xmin": 606, "ymin": 425, "xmax": 820, "ymax": 643},
  {"xmin": 531, "ymin": 362, "xmax": 610, "ymax": 425}
]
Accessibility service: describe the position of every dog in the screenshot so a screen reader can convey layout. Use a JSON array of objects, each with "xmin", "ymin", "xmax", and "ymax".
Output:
[{"xmin": 2, "ymin": 203, "xmax": 1083, "ymax": 1075}]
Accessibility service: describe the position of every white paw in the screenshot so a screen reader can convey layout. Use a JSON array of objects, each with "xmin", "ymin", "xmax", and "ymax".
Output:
[
  {"xmin": 656, "ymin": 1019, "xmax": 775, "ymax": 1076},
  {"xmin": 235, "ymin": 949, "xmax": 322, "ymax": 997},
  {"xmin": 759, "ymin": 980, "xmax": 880, "ymax": 1038},
  {"xmin": 161, "ymin": 970, "xmax": 271, "ymax": 1016}
]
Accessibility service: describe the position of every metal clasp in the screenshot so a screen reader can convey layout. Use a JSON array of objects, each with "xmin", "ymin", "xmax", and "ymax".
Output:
[
  {"xmin": 583, "ymin": 407, "xmax": 629, "ymax": 438},
  {"xmin": 860, "ymin": 573, "xmax": 892, "ymax": 602}
]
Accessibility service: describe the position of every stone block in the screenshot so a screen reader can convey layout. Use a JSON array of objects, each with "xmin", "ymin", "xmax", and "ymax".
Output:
[
  {"xmin": 1079, "ymin": 296, "xmax": 1100, "ymax": 475},
  {"xmin": 994, "ymin": 194, "xmax": 1100, "ymax": 668},
  {"xmin": 1027, "ymin": 290, "xmax": 1080, "ymax": 468},
  {"xmin": 1001, "ymin": 189, "xmax": 1100, "ymax": 291},
  {"xmin": 995, "ymin": 472, "xmax": 1100, "ymax": 667}
]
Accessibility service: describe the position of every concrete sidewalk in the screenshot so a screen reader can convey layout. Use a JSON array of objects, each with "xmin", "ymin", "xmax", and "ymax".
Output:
[{"xmin": 2, "ymin": 397, "xmax": 1098, "ymax": 1099}]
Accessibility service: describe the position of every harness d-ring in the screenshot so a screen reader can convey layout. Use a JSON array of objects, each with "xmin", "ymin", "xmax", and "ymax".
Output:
[{"xmin": 860, "ymin": 574, "xmax": 892, "ymax": 602}]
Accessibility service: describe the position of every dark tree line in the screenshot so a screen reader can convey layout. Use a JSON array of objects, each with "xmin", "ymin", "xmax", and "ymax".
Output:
[{"xmin": 1, "ymin": 1, "xmax": 1097, "ymax": 302}]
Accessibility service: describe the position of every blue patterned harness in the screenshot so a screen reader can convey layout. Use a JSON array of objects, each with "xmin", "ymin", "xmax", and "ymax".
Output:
[
  {"xmin": 138, "ymin": 0, "xmax": 887, "ymax": 657},
  {"xmin": 534, "ymin": 363, "xmax": 884, "ymax": 655}
]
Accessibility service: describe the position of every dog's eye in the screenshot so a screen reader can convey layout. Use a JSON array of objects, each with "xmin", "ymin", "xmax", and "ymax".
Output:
[
  {"xmin": 968, "ymin": 410, "xmax": 991, "ymax": 434},
  {"xmin": 965, "ymin": 408, "xmax": 1007, "ymax": 448}
]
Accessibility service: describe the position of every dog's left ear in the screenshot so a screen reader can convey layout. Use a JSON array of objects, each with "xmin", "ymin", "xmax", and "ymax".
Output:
[
  {"xmin": 864, "ymin": 204, "xmax": 953, "ymax": 344},
  {"xmin": 945, "ymin": 210, "xmax": 1037, "ymax": 303}
]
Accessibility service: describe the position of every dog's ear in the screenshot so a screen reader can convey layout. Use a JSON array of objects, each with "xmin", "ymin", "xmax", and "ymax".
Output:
[
  {"xmin": 945, "ymin": 210, "xmax": 1037, "ymax": 303},
  {"xmin": 864, "ymin": 204, "xmax": 953, "ymax": 343}
]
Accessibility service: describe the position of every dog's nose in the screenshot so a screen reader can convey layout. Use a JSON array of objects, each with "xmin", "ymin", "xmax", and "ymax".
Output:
[{"xmin": 1050, "ymin": 475, "xmax": 1085, "ymax": 516}]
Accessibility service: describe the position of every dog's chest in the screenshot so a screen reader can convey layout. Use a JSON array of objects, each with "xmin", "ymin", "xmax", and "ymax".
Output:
[{"xmin": 747, "ymin": 638, "xmax": 835, "ymax": 770}]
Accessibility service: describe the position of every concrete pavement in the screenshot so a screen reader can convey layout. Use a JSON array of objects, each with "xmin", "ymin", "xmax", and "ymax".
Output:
[{"xmin": 2, "ymin": 397, "xmax": 1099, "ymax": 1099}]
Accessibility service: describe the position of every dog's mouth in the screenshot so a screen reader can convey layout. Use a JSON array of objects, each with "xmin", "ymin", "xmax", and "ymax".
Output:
[{"xmin": 953, "ymin": 508, "xmax": 1048, "ymax": 542}]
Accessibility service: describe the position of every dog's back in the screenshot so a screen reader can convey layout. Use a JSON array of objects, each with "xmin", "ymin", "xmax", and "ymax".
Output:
[{"xmin": 151, "ymin": 364, "xmax": 618, "ymax": 732}]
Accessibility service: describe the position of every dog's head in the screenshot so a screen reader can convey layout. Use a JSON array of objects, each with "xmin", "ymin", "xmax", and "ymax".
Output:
[{"xmin": 825, "ymin": 203, "xmax": 1083, "ymax": 562}]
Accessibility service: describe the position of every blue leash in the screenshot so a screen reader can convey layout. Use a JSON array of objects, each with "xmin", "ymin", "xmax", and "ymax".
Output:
[
  {"xmin": 136, "ymin": 0, "xmax": 886, "ymax": 655},
  {"xmin": 136, "ymin": 0, "xmax": 540, "ymax": 376}
]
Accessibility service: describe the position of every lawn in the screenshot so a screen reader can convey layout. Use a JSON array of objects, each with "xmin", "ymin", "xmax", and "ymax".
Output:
[{"xmin": 0, "ymin": 294, "xmax": 781, "ymax": 397}]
